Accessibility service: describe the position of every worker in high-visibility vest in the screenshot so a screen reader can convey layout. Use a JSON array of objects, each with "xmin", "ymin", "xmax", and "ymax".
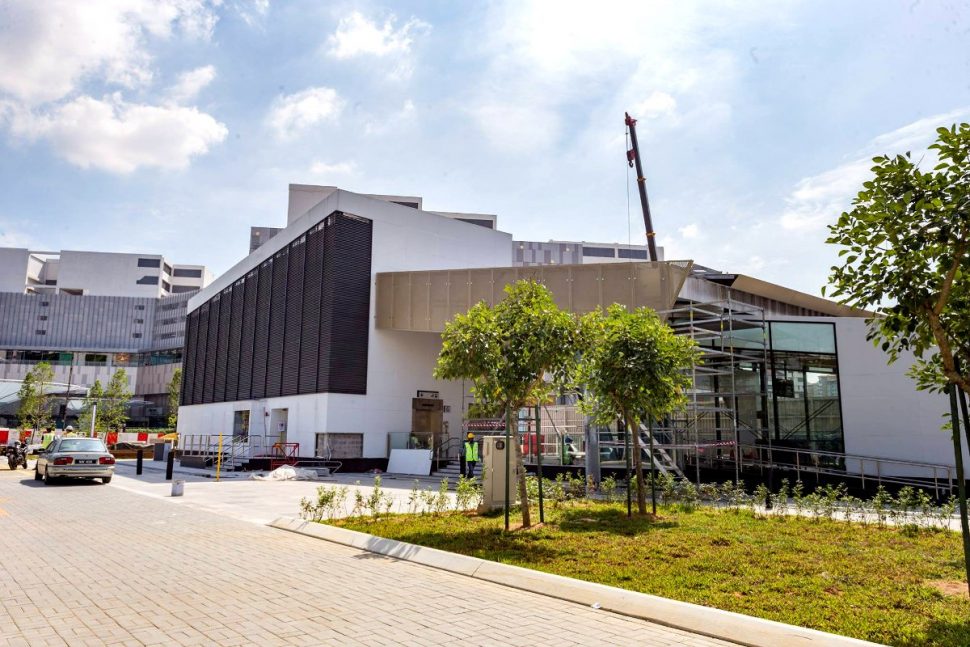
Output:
[
  {"xmin": 40, "ymin": 427, "xmax": 56, "ymax": 449},
  {"xmin": 463, "ymin": 432, "xmax": 479, "ymax": 479}
]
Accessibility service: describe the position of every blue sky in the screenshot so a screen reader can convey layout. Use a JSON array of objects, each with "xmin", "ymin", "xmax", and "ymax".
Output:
[{"xmin": 0, "ymin": 0, "xmax": 968, "ymax": 295}]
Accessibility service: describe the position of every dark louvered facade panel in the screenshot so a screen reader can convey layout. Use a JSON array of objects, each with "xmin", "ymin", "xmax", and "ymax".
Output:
[
  {"xmin": 265, "ymin": 248, "xmax": 289, "ymax": 398},
  {"xmin": 181, "ymin": 211, "xmax": 372, "ymax": 405},
  {"xmin": 317, "ymin": 220, "xmax": 335, "ymax": 390},
  {"xmin": 224, "ymin": 279, "xmax": 244, "ymax": 402},
  {"xmin": 213, "ymin": 286, "xmax": 233, "ymax": 402},
  {"xmin": 202, "ymin": 294, "xmax": 221, "ymax": 404},
  {"xmin": 281, "ymin": 236, "xmax": 305, "ymax": 396},
  {"xmin": 324, "ymin": 214, "xmax": 372, "ymax": 393},
  {"xmin": 192, "ymin": 303, "xmax": 209, "ymax": 405},
  {"xmin": 236, "ymin": 269, "xmax": 258, "ymax": 400},
  {"xmin": 299, "ymin": 226, "xmax": 325, "ymax": 393},
  {"xmin": 181, "ymin": 309, "xmax": 199, "ymax": 405},
  {"xmin": 250, "ymin": 261, "xmax": 272, "ymax": 399}
]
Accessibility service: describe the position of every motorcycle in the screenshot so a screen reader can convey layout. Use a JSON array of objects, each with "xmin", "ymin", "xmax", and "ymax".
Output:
[{"xmin": 6, "ymin": 441, "xmax": 28, "ymax": 470}]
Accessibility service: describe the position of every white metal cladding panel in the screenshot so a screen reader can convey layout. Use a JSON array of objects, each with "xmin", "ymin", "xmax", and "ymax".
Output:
[{"xmin": 0, "ymin": 292, "xmax": 156, "ymax": 351}]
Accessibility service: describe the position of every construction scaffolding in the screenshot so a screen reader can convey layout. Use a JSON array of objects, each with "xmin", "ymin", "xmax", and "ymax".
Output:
[{"xmin": 658, "ymin": 296, "xmax": 770, "ymax": 484}]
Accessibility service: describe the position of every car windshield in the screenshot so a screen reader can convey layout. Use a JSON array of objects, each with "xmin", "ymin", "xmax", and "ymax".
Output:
[{"xmin": 56, "ymin": 438, "xmax": 107, "ymax": 453}]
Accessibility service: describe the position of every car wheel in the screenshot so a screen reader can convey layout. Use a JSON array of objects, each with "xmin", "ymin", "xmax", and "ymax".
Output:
[
  {"xmin": 34, "ymin": 466, "xmax": 42, "ymax": 481},
  {"xmin": 43, "ymin": 468, "xmax": 53, "ymax": 485},
  {"xmin": 101, "ymin": 476, "xmax": 112, "ymax": 484}
]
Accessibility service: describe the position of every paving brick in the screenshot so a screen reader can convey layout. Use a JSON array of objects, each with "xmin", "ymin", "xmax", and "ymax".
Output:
[{"xmin": 0, "ymin": 470, "xmax": 734, "ymax": 646}]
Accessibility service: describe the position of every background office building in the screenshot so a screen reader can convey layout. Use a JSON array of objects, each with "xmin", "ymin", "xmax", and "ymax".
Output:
[
  {"xmin": 0, "ymin": 249, "xmax": 212, "ymax": 428},
  {"xmin": 178, "ymin": 185, "xmax": 964, "ymax": 481}
]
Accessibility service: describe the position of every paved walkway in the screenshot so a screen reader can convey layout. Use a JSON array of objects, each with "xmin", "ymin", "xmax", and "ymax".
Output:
[{"xmin": 0, "ymin": 467, "xmax": 734, "ymax": 646}]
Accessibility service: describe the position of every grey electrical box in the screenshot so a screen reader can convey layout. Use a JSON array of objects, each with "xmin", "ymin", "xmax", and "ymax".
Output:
[{"xmin": 481, "ymin": 436, "xmax": 519, "ymax": 510}]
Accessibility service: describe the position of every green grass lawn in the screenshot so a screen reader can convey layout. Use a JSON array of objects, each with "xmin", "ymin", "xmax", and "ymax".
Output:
[{"xmin": 332, "ymin": 502, "xmax": 970, "ymax": 646}]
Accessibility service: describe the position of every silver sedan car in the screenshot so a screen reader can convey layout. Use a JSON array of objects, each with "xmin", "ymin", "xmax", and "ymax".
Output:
[{"xmin": 35, "ymin": 437, "xmax": 116, "ymax": 485}]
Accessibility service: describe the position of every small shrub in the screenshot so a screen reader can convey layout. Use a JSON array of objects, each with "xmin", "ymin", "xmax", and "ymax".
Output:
[
  {"xmin": 753, "ymin": 484, "xmax": 771, "ymax": 518},
  {"xmin": 433, "ymin": 478, "xmax": 451, "ymax": 515},
  {"xmin": 599, "ymin": 475, "xmax": 618, "ymax": 503},
  {"xmin": 455, "ymin": 476, "xmax": 480, "ymax": 510},
  {"xmin": 872, "ymin": 486, "xmax": 892, "ymax": 527}
]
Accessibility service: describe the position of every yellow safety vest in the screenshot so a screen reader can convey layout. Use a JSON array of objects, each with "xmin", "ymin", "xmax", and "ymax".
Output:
[
  {"xmin": 41, "ymin": 433, "xmax": 55, "ymax": 448},
  {"xmin": 464, "ymin": 440, "xmax": 479, "ymax": 462}
]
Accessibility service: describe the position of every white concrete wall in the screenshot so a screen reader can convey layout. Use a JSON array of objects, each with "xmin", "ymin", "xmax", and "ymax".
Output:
[
  {"xmin": 58, "ymin": 251, "xmax": 163, "ymax": 297},
  {"xmin": 182, "ymin": 189, "xmax": 511, "ymax": 458},
  {"xmin": 170, "ymin": 264, "xmax": 211, "ymax": 291},
  {"xmin": 828, "ymin": 316, "xmax": 966, "ymax": 477},
  {"xmin": 0, "ymin": 248, "xmax": 29, "ymax": 293}
]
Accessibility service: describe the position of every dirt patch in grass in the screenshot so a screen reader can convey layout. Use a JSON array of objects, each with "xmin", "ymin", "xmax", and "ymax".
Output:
[
  {"xmin": 925, "ymin": 579, "xmax": 970, "ymax": 599},
  {"xmin": 332, "ymin": 502, "xmax": 970, "ymax": 647}
]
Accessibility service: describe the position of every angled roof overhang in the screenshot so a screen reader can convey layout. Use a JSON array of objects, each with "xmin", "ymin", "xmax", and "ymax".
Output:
[{"xmin": 728, "ymin": 275, "xmax": 872, "ymax": 318}]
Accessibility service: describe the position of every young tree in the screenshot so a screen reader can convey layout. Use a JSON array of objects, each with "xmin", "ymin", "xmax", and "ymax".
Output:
[
  {"xmin": 579, "ymin": 305, "xmax": 699, "ymax": 515},
  {"xmin": 167, "ymin": 368, "xmax": 182, "ymax": 429},
  {"xmin": 434, "ymin": 280, "xmax": 582, "ymax": 528},
  {"xmin": 101, "ymin": 369, "xmax": 132, "ymax": 432},
  {"xmin": 825, "ymin": 122, "xmax": 970, "ymax": 591},
  {"xmin": 17, "ymin": 362, "xmax": 55, "ymax": 432},
  {"xmin": 77, "ymin": 380, "xmax": 104, "ymax": 436}
]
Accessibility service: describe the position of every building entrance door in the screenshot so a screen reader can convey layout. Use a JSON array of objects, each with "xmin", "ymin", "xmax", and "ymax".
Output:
[{"xmin": 269, "ymin": 408, "xmax": 288, "ymax": 445}]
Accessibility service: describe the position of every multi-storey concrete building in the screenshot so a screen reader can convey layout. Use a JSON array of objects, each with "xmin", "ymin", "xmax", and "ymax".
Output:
[
  {"xmin": 0, "ymin": 248, "xmax": 212, "ymax": 297},
  {"xmin": 0, "ymin": 248, "xmax": 212, "ymax": 429},
  {"xmin": 179, "ymin": 185, "xmax": 963, "ymax": 482}
]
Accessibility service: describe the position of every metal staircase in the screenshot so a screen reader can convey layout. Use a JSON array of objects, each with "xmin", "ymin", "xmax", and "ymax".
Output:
[{"xmin": 638, "ymin": 423, "xmax": 685, "ymax": 479}]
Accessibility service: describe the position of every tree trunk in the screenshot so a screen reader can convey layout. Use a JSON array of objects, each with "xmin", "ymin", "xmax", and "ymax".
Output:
[
  {"xmin": 515, "ymin": 438, "xmax": 532, "ymax": 528},
  {"xmin": 626, "ymin": 414, "xmax": 647, "ymax": 515},
  {"xmin": 949, "ymin": 384, "xmax": 970, "ymax": 595}
]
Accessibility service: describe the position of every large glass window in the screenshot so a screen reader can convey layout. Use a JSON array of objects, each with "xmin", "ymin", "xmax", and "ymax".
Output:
[
  {"xmin": 768, "ymin": 322, "xmax": 837, "ymax": 353},
  {"xmin": 767, "ymin": 322, "xmax": 843, "ymax": 453}
]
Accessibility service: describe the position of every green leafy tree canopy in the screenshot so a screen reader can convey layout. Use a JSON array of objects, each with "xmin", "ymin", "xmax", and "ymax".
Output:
[
  {"xmin": 579, "ymin": 305, "xmax": 699, "ymax": 514},
  {"xmin": 168, "ymin": 368, "xmax": 182, "ymax": 429},
  {"xmin": 434, "ymin": 280, "xmax": 582, "ymax": 527},
  {"xmin": 101, "ymin": 369, "xmax": 132, "ymax": 432},
  {"xmin": 77, "ymin": 379, "xmax": 104, "ymax": 435},
  {"xmin": 18, "ymin": 362, "xmax": 55, "ymax": 431},
  {"xmin": 826, "ymin": 122, "xmax": 970, "ymax": 395}
]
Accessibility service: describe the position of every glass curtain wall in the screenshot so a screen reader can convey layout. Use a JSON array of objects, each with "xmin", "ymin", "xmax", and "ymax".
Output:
[{"xmin": 767, "ymin": 322, "xmax": 844, "ymax": 453}]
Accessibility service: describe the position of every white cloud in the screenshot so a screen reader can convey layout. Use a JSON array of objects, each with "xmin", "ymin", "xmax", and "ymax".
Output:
[
  {"xmin": 865, "ymin": 108, "xmax": 970, "ymax": 156},
  {"xmin": 169, "ymin": 65, "xmax": 217, "ymax": 103},
  {"xmin": 328, "ymin": 11, "xmax": 429, "ymax": 59},
  {"xmin": 267, "ymin": 87, "xmax": 344, "ymax": 140},
  {"xmin": 0, "ymin": 0, "xmax": 218, "ymax": 106},
  {"xmin": 364, "ymin": 99, "xmax": 416, "ymax": 135},
  {"xmin": 779, "ymin": 107, "xmax": 970, "ymax": 232},
  {"xmin": 678, "ymin": 223, "xmax": 699, "ymax": 239},
  {"xmin": 0, "ymin": 218, "xmax": 35, "ymax": 248},
  {"xmin": 232, "ymin": 0, "xmax": 270, "ymax": 28},
  {"xmin": 469, "ymin": 3, "xmax": 765, "ymax": 152},
  {"xmin": 309, "ymin": 160, "xmax": 357, "ymax": 176},
  {"xmin": 6, "ymin": 94, "xmax": 228, "ymax": 174},
  {"xmin": 635, "ymin": 91, "xmax": 678, "ymax": 121}
]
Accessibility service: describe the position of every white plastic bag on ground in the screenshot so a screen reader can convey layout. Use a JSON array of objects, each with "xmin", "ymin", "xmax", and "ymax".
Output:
[{"xmin": 250, "ymin": 465, "xmax": 321, "ymax": 481}]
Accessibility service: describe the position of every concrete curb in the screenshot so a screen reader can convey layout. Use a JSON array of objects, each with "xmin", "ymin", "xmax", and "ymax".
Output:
[{"xmin": 269, "ymin": 516, "xmax": 883, "ymax": 647}]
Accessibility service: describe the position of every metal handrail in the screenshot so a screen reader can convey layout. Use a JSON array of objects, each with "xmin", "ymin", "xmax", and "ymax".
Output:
[
  {"xmin": 725, "ymin": 442, "xmax": 956, "ymax": 497},
  {"xmin": 434, "ymin": 437, "xmax": 461, "ymax": 462}
]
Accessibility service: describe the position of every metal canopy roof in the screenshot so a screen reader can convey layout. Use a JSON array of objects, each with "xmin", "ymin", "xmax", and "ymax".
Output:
[{"xmin": 375, "ymin": 261, "xmax": 693, "ymax": 333}]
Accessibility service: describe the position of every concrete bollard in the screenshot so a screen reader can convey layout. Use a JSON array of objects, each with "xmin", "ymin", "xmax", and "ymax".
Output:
[{"xmin": 171, "ymin": 479, "xmax": 185, "ymax": 497}]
